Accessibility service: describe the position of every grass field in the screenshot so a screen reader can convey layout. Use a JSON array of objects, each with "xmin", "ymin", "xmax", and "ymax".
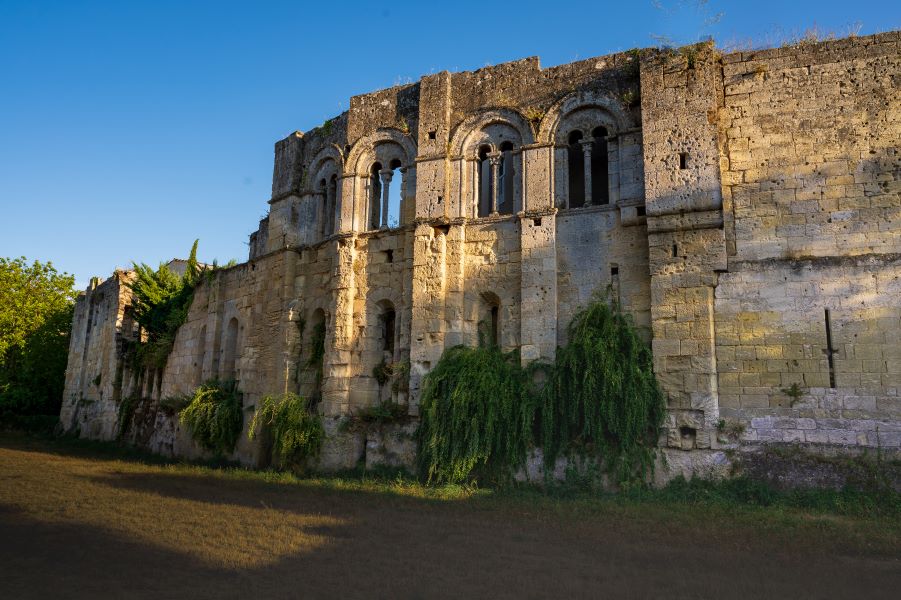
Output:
[{"xmin": 0, "ymin": 432, "xmax": 899, "ymax": 599}]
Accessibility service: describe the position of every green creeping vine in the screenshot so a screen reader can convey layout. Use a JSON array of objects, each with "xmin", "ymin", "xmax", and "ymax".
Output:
[
  {"xmin": 248, "ymin": 393, "xmax": 323, "ymax": 471},
  {"xmin": 179, "ymin": 380, "xmax": 243, "ymax": 455},
  {"xmin": 417, "ymin": 297, "xmax": 665, "ymax": 486}
]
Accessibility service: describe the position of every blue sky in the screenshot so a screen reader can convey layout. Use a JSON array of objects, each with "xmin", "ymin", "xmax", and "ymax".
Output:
[{"xmin": 1, "ymin": 0, "xmax": 897, "ymax": 289}]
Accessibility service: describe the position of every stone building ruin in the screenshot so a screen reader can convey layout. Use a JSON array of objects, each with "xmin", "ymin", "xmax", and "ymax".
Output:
[{"xmin": 61, "ymin": 32, "xmax": 901, "ymax": 480}]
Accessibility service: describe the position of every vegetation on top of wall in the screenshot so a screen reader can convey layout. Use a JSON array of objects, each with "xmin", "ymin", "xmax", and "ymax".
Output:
[
  {"xmin": 417, "ymin": 296, "xmax": 665, "ymax": 486},
  {"xmin": 127, "ymin": 240, "xmax": 204, "ymax": 370},
  {"xmin": 248, "ymin": 393, "xmax": 323, "ymax": 471},
  {"xmin": 0, "ymin": 257, "xmax": 75, "ymax": 423},
  {"xmin": 179, "ymin": 380, "xmax": 243, "ymax": 455}
]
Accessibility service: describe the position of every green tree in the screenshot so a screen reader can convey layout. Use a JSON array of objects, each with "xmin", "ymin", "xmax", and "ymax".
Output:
[
  {"xmin": 127, "ymin": 240, "xmax": 203, "ymax": 369},
  {"xmin": 0, "ymin": 257, "xmax": 76, "ymax": 420}
]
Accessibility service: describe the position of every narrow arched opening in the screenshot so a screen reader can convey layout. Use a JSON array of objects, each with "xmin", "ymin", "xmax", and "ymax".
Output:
[
  {"xmin": 477, "ymin": 145, "xmax": 492, "ymax": 218},
  {"xmin": 567, "ymin": 130, "xmax": 585, "ymax": 208},
  {"xmin": 498, "ymin": 141, "xmax": 515, "ymax": 215},
  {"xmin": 328, "ymin": 173, "xmax": 339, "ymax": 234},
  {"xmin": 479, "ymin": 292, "xmax": 501, "ymax": 348},
  {"xmin": 591, "ymin": 126, "xmax": 609, "ymax": 205},
  {"xmin": 318, "ymin": 178, "xmax": 328, "ymax": 237},
  {"xmin": 379, "ymin": 302, "xmax": 397, "ymax": 358},
  {"xmin": 369, "ymin": 162, "xmax": 382, "ymax": 230}
]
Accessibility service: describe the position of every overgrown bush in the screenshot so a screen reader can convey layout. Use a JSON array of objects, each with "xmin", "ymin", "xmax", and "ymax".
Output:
[
  {"xmin": 541, "ymin": 299, "xmax": 666, "ymax": 485},
  {"xmin": 248, "ymin": 393, "xmax": 323, "ymax": 470},
  {"xmin": 417, "ymin": 346, "xmax": 538, "ymax": 484},
  {"xmin": 417, "ymin": 296, "xmax": 665, "ymax": 486},
  {"xmin": 179, "ymin": 380, "xmax": 243, "ymax": 455},
  {"xmin": 127, "ymin": 241, "xmax": 204, "ymax": 371}
]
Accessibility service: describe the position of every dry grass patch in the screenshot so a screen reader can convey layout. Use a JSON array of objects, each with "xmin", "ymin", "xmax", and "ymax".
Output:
[{"xmin": 0, "ymin": 446, "xmax": 343, "ymax": 568}]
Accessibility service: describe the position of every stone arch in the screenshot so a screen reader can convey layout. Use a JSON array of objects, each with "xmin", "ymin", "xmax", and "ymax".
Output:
[
  {"xmin": 346, "ymin": 128, "xmax": 417, "ymax": 176},
  {"xmin": 346, "ymin": 128, "xmax": 417, "ymax": 231},
  {"xmin": 449, "ymin": 108, "xmax": 535, "ymax": 158},
  {"xmin": 537, "ymin": 90, "xmax": 633, "ymax": 144},
  {"xmin": 308, "ymin": 144, "xmax": 344, "ymax": 187},
  {"xmin": 540, "ymin": 91, "xmax": 633, "ymax": 209},
  {"xmin": 450, "ymin": 109, "xmax": 533, "ymax": 218}
]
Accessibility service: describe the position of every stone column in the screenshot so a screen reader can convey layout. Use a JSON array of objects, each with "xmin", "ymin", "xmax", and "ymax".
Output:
[
  {"xmin": 489, "ymin": 153, "xmax": 501, "ymax": 215},
  {"xmin": 380, "ymin": 169, "xmax": 393, "ymax": 228},
  {"xmin": 581, "ymin": 139, "xmax": 593, "ymax": 206}
]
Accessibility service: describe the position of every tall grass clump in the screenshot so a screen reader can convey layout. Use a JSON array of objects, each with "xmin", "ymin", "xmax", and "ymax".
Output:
[
  {"xmin": 417, "ymin": 346, "xmax": 538, "ymax": 484},
  {"xmin": 179, "ymin": 380, "xmax": 243, "ymax": 455},
  {"xmin": 541, "ymin": 299, "xmax": 666, "ymax": 485},
  {"xmin": 248, "ymin": 393, "xmax": 323, "ymax": 471}
]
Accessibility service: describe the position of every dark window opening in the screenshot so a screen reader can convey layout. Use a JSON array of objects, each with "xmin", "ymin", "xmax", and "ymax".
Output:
[
  {"xmin": 327, "ymin": 174, "xmax": 338, "ymax": 236},
  {"xmin": 498, "ymin": 141, "xmax": 515, "ymax": 214},
  {"xmin": 384, "ymin": 249, "xmax": 394, "ymax": 263},
  {"xmin": 590, "ymin": 126, "xmax": 609, "ymax": 205},
  {"xmin": 382, "ymin": 309, "xmax": 396, "ymax": 354},
  {"xmin": 824, "ymin": 309, "xmax": 836, "ymax": 389},
  {"xmin": 567, "ymin": 131, "xmax": 585, "ymax": 208},
  {"xmin": 611, "ymin": 265, "xmax": 619, "ymax": 276},
  {"xmin": 369, "ymin": 162, "xmax": 382, "ymax": 230},
  {"xmin": 533, "ymin": 217, "xmax": 542, "ymax": 226},
  {"xmin": 679, "ymin": 152, "xmax": 688, "ymax": 170},
  {"xmin": 318, "ymin": 179, "xmax": 328, "ymax": 237},
  {"xmin": 428, "ymin": 130, "xmax": 437, "ymax": 140},
  {"xmin": 489, "ymin": 306, "xmax": 499, "ymax": 348},
  {"xmin": 478, "ymin": 145, "xmax": 492, "ymax": 217},
  {"xmin": 637, "ymin": 206, "xmax": 646, "ymax": 216},
  {"xmin": 672, "ymin": 243, "xmax": 678, "ymax": 258}
]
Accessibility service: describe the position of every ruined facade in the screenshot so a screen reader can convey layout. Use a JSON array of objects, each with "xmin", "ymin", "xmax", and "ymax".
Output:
[{"xmin": 62, "ymin": 32, "xmax": 901, "ymax": 479}]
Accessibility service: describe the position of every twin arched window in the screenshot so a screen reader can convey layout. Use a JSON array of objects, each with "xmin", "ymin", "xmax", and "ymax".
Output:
[
  {"xmin": 566, "ymin": 126, "xmax": 609, "ymax": 208},
  {"xmin": 477, "ymin": 142, "xmax": 516, "ymax": 217}
]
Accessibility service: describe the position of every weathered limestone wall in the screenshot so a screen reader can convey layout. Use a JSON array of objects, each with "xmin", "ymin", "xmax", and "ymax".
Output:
[
  {"xmin": 62, "ymin": 31, "xmax": 901, "ymax": 479},
  {"xmin": 60, "ymin": 272, "xmax": 137, "ymax": 440},
  {"xmin": 715, "ymin": 32, "xmax": 901, "ymax": 450}
]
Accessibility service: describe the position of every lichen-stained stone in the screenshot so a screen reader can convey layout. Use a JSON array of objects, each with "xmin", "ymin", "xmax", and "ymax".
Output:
[{"xmin": 63, "ymin": 32, "xmax": 901, "ymax": 477}]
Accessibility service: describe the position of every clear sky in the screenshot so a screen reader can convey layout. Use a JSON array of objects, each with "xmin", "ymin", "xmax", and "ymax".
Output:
[{"xmin": 1, "ymin": 0, "xmax": 897, "ymax": 289}]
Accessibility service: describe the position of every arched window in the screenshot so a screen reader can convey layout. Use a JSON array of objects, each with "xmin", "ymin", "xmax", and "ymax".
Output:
[
  {"xmin": 386, "ymin": 159, "xmax": 402, "ymax": 228},
  {"xmin": 369, "ymin": 162, "xmax": 382, "ymax": 230},
  {"xmin": 567, "ymin": 130, "xmax": 585, "ymax": 208},
  {"xmin": 591, "ymin": 126, "xmax": 609, "ymax": 205},
  {"xmin": 377, "ymin": 300, "xmax": 397, "ymax": 362},
  {"xmin": 318, "ymin": 178, "xmax": 328, "ymax": 237},
  {"xmin": 477, "ymin": 145, "xmax": 492, "ymax": 217},
  {"xmin": 222, "ymin": 317, "xmax": 239, "ymax": 381},
  {"xmin": 381, "ymin": 307, "xmax": 396, "ymax": 355},
  {"xmin": 498, "ymin": 141, "xmax": 514, "ymax": 214},
  {"xmin": 479, "ymin": 292, "xmax": 500, "ymax": 348},
  {"xmin": 327, "ymin": 174, "xmax": 338, "ymax": 234}
]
